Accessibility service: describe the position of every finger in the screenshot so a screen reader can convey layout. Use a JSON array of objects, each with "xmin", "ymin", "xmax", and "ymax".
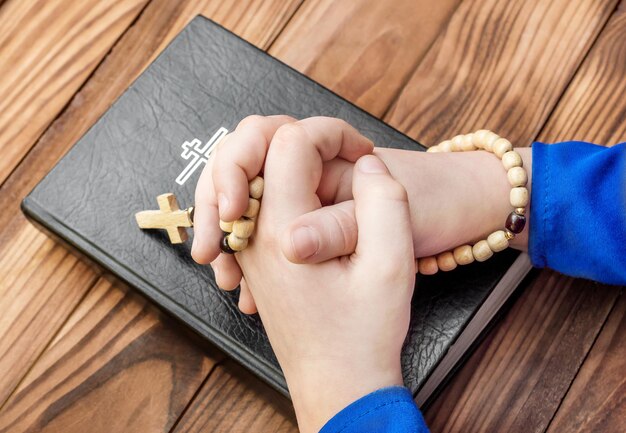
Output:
[
  {"xmin": 212, "ymin": 115, "xmax": 295, "ymax": 221},
  {"xmin": 192, "ymin": 155, "xmax": 223, "ymax": 264},
  {"xmin": 317, "ymin": 158, "xmax": 354, "ymax": 205},
  {"xmin": 351, "ymin": 155, "xmax": 414, "ymax": 269},
  {"xmin": 281, "ymin": 200, "xmax": 357, "ymax": 263},
  {"xmin": 211, "ymin": 253, "xmax": 243, "ymax": 291},
  {"xmin": 238, "ymin": 278, "xmax": 258, "ymax": 315},
  {"xmin": 264, "ymin": 117, "xmax": 374, "ymax": 221}
]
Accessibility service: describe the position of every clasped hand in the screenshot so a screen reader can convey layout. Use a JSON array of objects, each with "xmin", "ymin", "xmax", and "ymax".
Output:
[{"xmin": 192, "ymin": 116, "xmax": 416, "ymax": 432}]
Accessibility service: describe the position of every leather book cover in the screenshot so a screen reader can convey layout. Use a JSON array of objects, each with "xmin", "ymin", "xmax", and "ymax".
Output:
[{"xmin": 22, "ymin": 16, "xmax": 530, "ymax": 405}]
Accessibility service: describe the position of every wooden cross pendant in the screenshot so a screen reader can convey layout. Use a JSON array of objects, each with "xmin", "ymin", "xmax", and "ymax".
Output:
[{"xmin": 135, "ymin": 193, "xmax": 194, "ymax": 244}]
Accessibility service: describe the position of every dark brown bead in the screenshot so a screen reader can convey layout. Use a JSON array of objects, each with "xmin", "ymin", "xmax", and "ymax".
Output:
[
  {"xmin": 220, "ymin": 233, "xmax": 236, "ymax": 254},
  {"xmin": 506, "ymin": 211, "xmax": 526, "ymax": 234}
]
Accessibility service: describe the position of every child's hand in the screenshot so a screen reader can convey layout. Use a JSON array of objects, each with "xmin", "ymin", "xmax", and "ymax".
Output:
[
  {"xmin": 191, "ymin": 116, "xmax": 374, "ymax": 312},
  {"xmin": 237, "ymin": 143, "xmax": 415, "ymax": 433}
]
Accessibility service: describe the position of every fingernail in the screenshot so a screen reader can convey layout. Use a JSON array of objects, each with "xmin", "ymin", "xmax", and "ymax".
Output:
[
  {"xmin": 359, "ymin": 155, "xmax": 387, "ymax": 174},
  {"xmin": 218, "ymin": 193, "xmax": 230, "ymax": 215},
  {"xmin": 291, "ymin": 226, "xmax": 319, "ymax": 260}
]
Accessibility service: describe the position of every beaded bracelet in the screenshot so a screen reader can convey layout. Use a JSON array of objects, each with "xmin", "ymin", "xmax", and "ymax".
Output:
[
  {"xmin": 219, "ymin": 176, "xmax": 264, "ymax": 253},
  {"xmin": 418, "ymin": 130, "xmax": 528, "ymax": 275}
]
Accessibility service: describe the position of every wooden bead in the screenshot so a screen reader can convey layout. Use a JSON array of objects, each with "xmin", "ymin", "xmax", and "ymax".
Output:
[
  {"xmin": 493, "ymin": 138, "xmax": 513, "ymax": 158},
  {"xmin": 507, "ymin": 166, "xmax": 528, "ymax": 187},
  {"xmin": 227, "ymin": 234, "xmax": 248, "ymax": 252},
  {"xmin": 482, "ymin": 131, "xmax": 500, "ymax": 152},
  {"xmin": 220, "ymin": 234, "xmax": 236, "ymax": 254},
  {"xmin": 438, "ymin": 140, "xmax": 453, "ymax": 152},
  {"xmin": 472, "ymin": 130, "xmax": 490, "ymax": 149},
  {"xmin": 502, "ymin": 150, "xmax": 523, "ymax": 170},
  {"xmin": 418, "ymin": 256, "xmax": 439, "ymax": 275},
  {"xmin": 510, "ymin": 187, "xmax": 529, "ymax": 208},
  {"xmin": 453, "ymin": 245, "xmax": 475, "ymax": 265},
  {"xmin": 426, "ymin": 146, "xmax": 441, "ymax": 153},
  {"xmin": 487, "ymin": 230, "xmax": 509, "ymax": 252},
  {"xmin": 243, "ymin": 198, "xmax": 260, "ymax": 218},
  {"xmin": 219, "ymin": 220, "xmax": 234, "ymax": 232},
  {"xmin": 249, "ymin": 176, "xmax": 264, "ymax": 199},
  {"xmin": 506, "ymin": 211, "xmax": 527, "ymax": 234},
  {"xmin": 437, "ymin": 251, "xmax": 458, "ymax": 272},
  {"xmin": 232, "ymin": 219, "xmax": 255, "ymax": 238},
  {"xmin": 451, "ymin": 135, "xmax": 465, "ymax": 151},
  {"xmin": 460, "ymin": 134, "xmax": 476, "ymax": 151},
  {"xmin": 472, "ymin": 240, "xmax": 494, "ymax": 262}
]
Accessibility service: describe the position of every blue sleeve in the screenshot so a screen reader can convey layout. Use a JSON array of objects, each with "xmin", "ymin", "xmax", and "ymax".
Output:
[
  {"xmin": 319, "ymin": 387, "xmax": 429, "ymax": 433},
  {"xmin": 530, "ymin": 141, "xmax": 626, "ymax": 285}
]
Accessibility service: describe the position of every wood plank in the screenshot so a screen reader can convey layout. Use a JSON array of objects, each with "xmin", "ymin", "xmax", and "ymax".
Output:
[
  {"xmin": 385, "ymin": 0, "xmax": 619, "ymax": 146},
  {"xmin": 424, "ymin": 272, "xmax": 619, "ymax": 433},
  {"xmin": 546, "ymin": 291, "xmax": 626, "ymax": 433},
  {"xmin": 0, "ymin": 0, "xmax": 301, "ymax": 414},
  {"xmin": 270, "ymin": 0, "xmax": 461, "ymax": 117},
  {"xmin": 538, "ymin": 0, "xmax": 626, "ymax": 145},
  {"xmin": 0, "ymin": 0, "xmax": 150, "ymax": 186},
  {"xmin": 0, "ymin": 279, "xmax": 220, "ymax": 433},
  {"xmin": 0, "ymin": 222, "xmax": 97, "ymax": 407},
  {"xmin": 540, "ymin": 5, "xmax": 626, "ymax": 432},
  {"xmin": 172, "ymin": 361, "xmax": 298, "ymax": 433}
]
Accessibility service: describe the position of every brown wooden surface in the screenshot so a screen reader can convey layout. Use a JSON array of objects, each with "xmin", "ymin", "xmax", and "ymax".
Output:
[{"xmin": 0, "ymin": 0, "xmax": 624, "ymax": 432}]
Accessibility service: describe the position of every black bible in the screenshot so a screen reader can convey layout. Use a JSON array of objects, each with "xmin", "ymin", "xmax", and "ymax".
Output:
[{"xmin": 22, "ymin": 16, "xmax": 531, "ymax": 405}]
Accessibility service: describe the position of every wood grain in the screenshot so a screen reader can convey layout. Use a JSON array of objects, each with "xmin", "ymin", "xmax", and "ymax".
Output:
[
  {"xmin": 0, "ymin": 279, "xmax": 220, "ymax": 433},
  {"xmin": 539, "ymin": 0, "xmax": 626, "ymax": 145},
  {"xmin": 0, "ymin": 0, "xmax": 150, "ymax": 186},
  {"xmin": 172, "ymin": 361, "xmax": 298, "ymax": 433},
  {"xmin": 0, "ymin": 0, "xmax": 301, "ymax": 415},
  {"xmin": 270, "ymin": 0, "xmax": 461, "ymax": 117},
  {"xmin": 0, "ymin": 222, "xmax": 98, "ymax": 407},
  {"xmin": 539, "ymin": 5, "xmax": 626, "ymax": 432},
  {"xmin": 385, "ymin": 0, "xmax": 619, "ymax": 146},
  {"xmin": 424, "ymin": 273, "xmax": 619, "ymax": 433},
  {"xmin": 546, "ymin": 291, "xmax": 626, "ymax": 433}
]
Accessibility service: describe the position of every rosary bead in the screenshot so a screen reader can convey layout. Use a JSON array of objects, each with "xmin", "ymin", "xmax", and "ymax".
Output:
[
  {"xmin": 220, "ymin": 234, "xmax": 236, "ymax": 254},
  {"xmin": 437, "ymin": 251, "xmax": 458, "ymax": 271},
  {"xmin": 506, "ymin": 211, "xmax": 526, "ymax": 234},
  {"xmin": 504, "ymin": 230, "xmax": 516, "ymax": 240},
  {"xmin": 514, "ymin": 207, "xmax": 526, "ymax": 215},
  {"xmin": 472, "ymin": 240, "xmax": 494, "ymax": 262},
  {"xmin": 227, "ymin": 234, "xmax": 249, "ymax": 251},
  {"xmin": 453, "ymin": 245, "xmax": 475, "ymax": 265},
  {"xmin": 461, "ymin": 134, "xmax": 476, "ymax": 151},
  {"xmin": 483, "ymin": 131, "xmax": 500, "ymax": 152},
  {"xmin": 249, "ymin": 176, "xmax": 264, "ymax": 199},
  {"xmin": 426, "ymin": 146, "xmax": 441, "ymax": 153},
  {"xmin": 451, "ymin": 135, "xmax": 465, "ymax": 152},
  {"xmin": 243, "ymin": 198, "xmax": 261, "ymax": 218},
  {"xmin": 232, "ymin": 218, "xmax": 255, "ymax": 238},
  {"xmin": 472, "ymin": 130, "xmax": 491, "ymax": 149},
  {"xmin": 438, "ymin": 140, "xmax": 453, "ymax": 152},
  {"xmin": 507, "ymin": 166, "xmax": 528, "ymax": 187},
  {"xmin": 510, "ymin": 187, "xmax": 529, "ymax": 208},
  {"xmin": 487, "ymin": 230, "xmax": 509, "ymax": 252},
  {"xmin": 493, "ymin": 138, "xmax": 513, "ymax": 158},
  {"xmin": 502, "ymin": 151, "xmax": 523, "ymax": 170},
  {"xmin": 219, "ymin": 220, "xmax": 234, "ymax": 232},
  {"xmin": 418, "ymin": 256, "xmax": 439, "ymax": 275}
]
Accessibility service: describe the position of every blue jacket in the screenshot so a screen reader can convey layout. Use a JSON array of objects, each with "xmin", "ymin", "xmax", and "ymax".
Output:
[{"xmin": 320, "ymin": 141, "xmax": 626, "ymax": 433}]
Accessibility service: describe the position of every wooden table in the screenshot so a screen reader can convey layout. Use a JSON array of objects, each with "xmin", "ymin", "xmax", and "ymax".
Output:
[{"xmin": 0, "ymin": 0, "xmax": 624, "ymax": 431}]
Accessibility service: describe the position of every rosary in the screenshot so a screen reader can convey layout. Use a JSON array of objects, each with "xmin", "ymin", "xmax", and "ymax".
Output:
[{"xmin": 135, "ymin": 130, "xmax": 527, "ymax": 275}]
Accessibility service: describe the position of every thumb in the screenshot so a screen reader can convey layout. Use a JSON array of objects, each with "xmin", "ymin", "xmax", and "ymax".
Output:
[
  {"xmin": 351, "ymin": 155, "xmax": 414, "ymax": 268},
  {"xmin": 281, "ymin": 200, "xmax": 357, "ymax": 263}
]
